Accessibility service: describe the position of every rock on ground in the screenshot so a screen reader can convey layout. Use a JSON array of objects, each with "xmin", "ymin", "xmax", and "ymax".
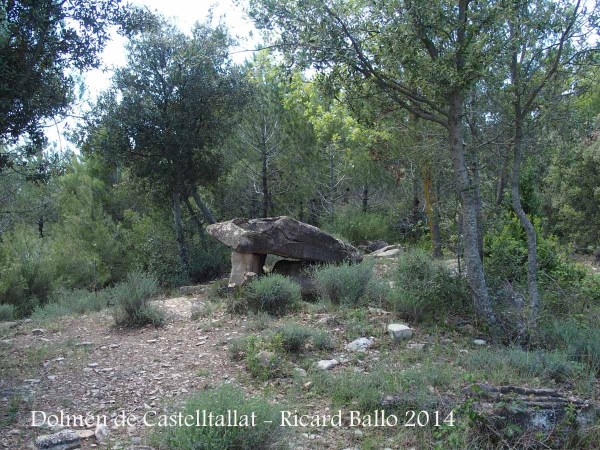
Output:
[
  {"xmin": 345, "ymin": 337, "xmax": 375, "ymax": 352},
  {"xmin": 35, "ymin": 429, "xmax": 80, "ymax": 450},
  {"xmin": 207, "ymin": 216, "xmax": 362, "ymax": 263},
  {"xmin": 388, "ymin": 323, "xmax": 412, "ymax": 341}
]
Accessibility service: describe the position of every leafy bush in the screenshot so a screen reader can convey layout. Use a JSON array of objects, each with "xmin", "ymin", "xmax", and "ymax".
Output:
[
  {"xmin": 152, "ymin": 385, "xmax": 284, "ymax": 449},
  {"xmin": 188, "ymin": 241, "xmax": 231, "ymax": 283},
  {"xmin": 30, "ymin": 289, "xmax": 109, "ymax": 321},
  {"xmin": 111, "ymin": 272, "xmax": 164, "ymax": 327},
  {"xmin": 323, "ymin": 207, "xmax": 396, "ymax": 244},
  {"xmin": 0, "ymin": 226, "xmax": 55, "ymax": 317},
  {"xmin": 244, "ymin": 274, "xmax": 301, "ymax": 316},
  {"xmin": 0, "ymin": 303, "xmax": 15, "ymax": 321},
  {"xmin": 275, "ymin": 323, "xmax": 333, "ymax": 353},
  {"xmin": 228, "ymin": 334, "xmax": 283, "ymax": 380},
  {"xmin": 388, "ymin": 249, "xmax": 470, "ymax": 322},
  {"xmin": 313, "ymin": 261, "xmax": 383, "ymax": 307},
  {"xmin": 542, "ymin": 320, "xmax": 600, "ymax": 373},
  {"xmin": 484, "ymin": 213, "xmax": 598, "ymax": 317}
]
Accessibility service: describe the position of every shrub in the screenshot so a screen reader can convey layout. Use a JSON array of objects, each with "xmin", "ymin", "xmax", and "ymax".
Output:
[
  {"xmin": 30, "ymin": 289, "xmax": 109, "ymax": 321},
  {"xmin": 0, "ymin": 303, "xmax": 15, "ymax": 321},
  {"xmin": 245, "ymin": 274, "xmax": 301, "ymax": 316},
  {"xmin": 111, "ymin": 272, "xmax": 164, "ymax": 327},
  {"xmin": 388, "ymin": 249, "xmax": 470, "ymax": 322},
  {"xmin": 275, "ymin": 323, "xmax": 333, "ymax": 353},
  {"xmin": 313, "ymin": 261, "xmax": 382, "ymax": 307},
  {"xmin": 0, "ymin": 226, "xmax": 55, "ymax": 317},
  {"xmin": 542, "ymin": 320, "xmax": 600, "ymax": 373},
  {"xmin": 311, "ymin": 363, "xmax": 449, "ymax": 413},
  {"xmin": 152, "ymin": 385, "xmax": 284, "ymax": 449},
  {"xmin": 228, "ymin": 335, "xmax": 283, "ymax": 380},
  {"xmin": 467, "ymin": 347, "xmax": 587, "ymax": 383},
  {"xmin": 323, "ymin": 207, "xmax": 396, "ymax": 244}
]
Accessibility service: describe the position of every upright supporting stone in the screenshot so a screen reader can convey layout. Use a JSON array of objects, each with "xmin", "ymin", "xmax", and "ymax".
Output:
[{"xmin": 229, "ymin": 251, "xmax": 266, "ymax": 287}]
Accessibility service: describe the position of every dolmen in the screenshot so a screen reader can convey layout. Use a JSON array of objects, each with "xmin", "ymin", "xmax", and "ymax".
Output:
[{"xmin": 206, "ymin": 216, "xmax": 362, "ymax": 294}]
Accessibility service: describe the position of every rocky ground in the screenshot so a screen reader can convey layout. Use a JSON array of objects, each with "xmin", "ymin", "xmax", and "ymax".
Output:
[
  {"xmin": 1, "ymin": 281, "xmax": 424, "ymax": 450},
  {"xmin": 1, "ymin": 257, "xmax": 598, "ymax": 450}
]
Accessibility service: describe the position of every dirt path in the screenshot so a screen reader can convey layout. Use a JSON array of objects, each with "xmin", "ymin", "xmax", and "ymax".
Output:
[{"xmin": 0, "ymin": 288, "xmax": 258, "ymax": 449}]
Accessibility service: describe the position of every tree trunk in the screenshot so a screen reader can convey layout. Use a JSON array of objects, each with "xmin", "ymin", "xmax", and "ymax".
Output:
[
  {"xmin": 261, "ymin": 148, "xmax": 270, "ymax": 218},
  {"xmin": 362, "ymin": 185, "xmax": 369, "ymax": 213},
  {"xmin": 172, "ymin": 189, "xmax": 189, "ymax": 272},
  {"xmin": 422, "ymin": 162, "xmax": 442, "ymax": 257},
  {"xmin": 448, "ymin": 91, "xmax": 496, "ymax": 325},
  {"xmin": 511, "ymin": 115, "xmax": 541, "ymax": 327},
  {"xmin": 191, "ymin": 190, "xmax": 216, "ymax": 224},
  {"xmin": 328, "ymin": 148, "xmax": 335, "ymax": 217},
  {"xmin": 495, "ymin": 146, "xmax": 510, "ymax": 207},
  {"xmin": 184, "ymin": 197, "xmax": 206, "ymax": 245}
]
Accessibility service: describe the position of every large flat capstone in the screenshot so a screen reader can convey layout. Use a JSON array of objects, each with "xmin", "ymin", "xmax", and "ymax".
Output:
[{"xmin": 207, "ymin": 216, "xmax": 362, "ymax": 263}]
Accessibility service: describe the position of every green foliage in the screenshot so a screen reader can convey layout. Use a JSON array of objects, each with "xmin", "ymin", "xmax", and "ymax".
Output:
[
  {"xmin": 546, "ymin": 126, "xmax": 600, "ymax": 248},
  {"xmin": 0, "ymin": 303, "xmax": 15, "ymax": 321},
  {"xmin": 388, "ymin": 249, "xmax": 470, "ymax": 322},
  {"xmin": 152, "ymin": 384, "xmax": 285, "ymax": 449},
  {"xmin": 30, "ymin": 289, "xmax": 109, "ymax": 321},
  {"xmin": 244, "ymin": 274, "xmax": 301, "ymax": 316},
  {"xmin": 313, "ymin": 261, "xmax": 383, "ymax": 307},
  {"xmin": 322, "ymin": 208, "xmax": 396, "ymax": 244},
  {"xmin": 484, "ymin": 213, "xmax": 598, "ymax": 316},
  {"xmin": 111, "ymin": 272, "xmax": 164, "ymax": 327},
  {"xmin": 542, "ymin": 320, "xmax": 600, "ymax": 373},
  {"xmin": 467, "ymin": 347, "xmax": 587, "ymax": 384},
  {"xmin": 311, "ymin": 363, "xmax": 450, "ymax": 413},
  {"xmin": 228, "ymin": 334, "xmax": 283, "ymax": 380},
  {"xmin": 0, "ymin": 226, "xmax": 56, "ymax": 317},
  {"xmin": 274, "ymin": 323, "xmax": 333, "ymax": 353}
]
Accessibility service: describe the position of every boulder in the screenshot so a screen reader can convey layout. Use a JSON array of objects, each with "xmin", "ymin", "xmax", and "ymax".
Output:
[
  {"xmin": 35, "ymin": 429, "xmax": 80, "ymax": 450},
  {"xmin": 271, "ymin": 259, "xmax": 318, "ymax": 299},
  {"xmin": 463, "ymin": 383, "xmax": 598, "ymax": 445},
  {"xmin": 316, "ymin": 359, "xmax": 339, "ymax": 370},
  {"xmin": 228, "ymin": 251, "xmax": 266, "ymax": 287},
  {"xmin": 364, "ymin": 240, "xmax": 389, "ymax": 253},
  {"xmin": 388, "ymin": 323, "xmax": 412, "ymax": 341},
  {"xmin": 207, "ymin": 216, "xmax": 362, "ymax": 263},
  {"xmin": 367, "ymin": 244, "xmax": 402, "ymax": 258},
  {"xmin": 345, "ymin": 337, "xmax": 375, "ymax": 352}
]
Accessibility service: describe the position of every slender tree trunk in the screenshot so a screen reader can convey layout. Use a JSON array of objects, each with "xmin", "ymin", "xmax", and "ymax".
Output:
[
  {"xmin": 172, "ymin": 189, "xmax": 189, "ymax": 271},
  {"xmin": 422, "ymin": 161, "xmax": 442, "ymax": 257},
  {"xmin": 191, "ymin": 190, "xmax": 216, "ymax": 224},
  {"xmin": 511, "ymin": 114, "xmax": 541, "ymax": 326},
  {"xmin": 184, "ymin": 197, "xmax": 206, "ymax": 245},
  {"xmin": 362, "ymin": 185, "xmax": 369, "ymax": 213},
  {"xmin": 328, "ymin": 148, "xmax": 335, "ymax": 217},
  {"xmin": 470, "ymin": 151, "xmax": 484, "ymax": 261},
  {"xmin": 261, "ymin": 149, "xmax": 270, "ymax": 218},
  {"xmin": 448, "ymin": 91, "xmax": 496, "ymax": 325},
  {"xmin": 495, "ymin": 146, "xmax": 510, "ymax": 207}
]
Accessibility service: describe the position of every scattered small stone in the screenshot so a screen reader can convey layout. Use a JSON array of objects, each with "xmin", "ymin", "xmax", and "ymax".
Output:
[
  {"xmin": 293, "ymin": 367, "xmax": 308, "ymax": 377},
  {"xmin": 407, "ymin": 343, "xmax": 428, "ymax": 351},
  {"xmin": 7, "ymin": 429, "xmax": 21, "ymax": 436},
  {"xmin": 473, "ymin": 339, "xmax": 486, "ymax": 346},
  {"xmin": 316, "ymin": 359, "xmax": 339, "ymax": 370},
  {"xmin": 47, "ymin": 375, "xmax": 57, "ymax": 381},
  {"xmin": 24, "ymin": 378, "xmax": 41, "ymax": 384},
  {"xmin": 388, "ymin": 323, "xmax": 412, "ymax": 341},
  {"xmin": 354, "ymin": 429, "xmax": 364, "ymax": 436},
  {"xmin": 32, "ymin": 328, "xmax": 45, "ymax": 336},
  {"xmin": 87, "ymin": 363, "xmax": 99, "ymax": 368},
  {"xmin": 76, "ymin": 430, "xmax": 95, "ymax": 439},
  {"xmin": 109, "ymin": 344, "xmax": 120, "ymax": 348},
  {"xmin": 345, "ymin": 337, "xmax": 375, "ymax": 352},
  {"xmin": 94, "ymin": 424, "xmax": 110, "ymax": 443},
  {"xmin": 146, "ymin": 339, "xmax": 157, "ymax": 344},
  {"xmin": 35, "ymin": 429, "xmax": 80, "ymax": 450},
  {"xmin": 76, "ymin": 341, "xmax": 94, "ymax": 347}
]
